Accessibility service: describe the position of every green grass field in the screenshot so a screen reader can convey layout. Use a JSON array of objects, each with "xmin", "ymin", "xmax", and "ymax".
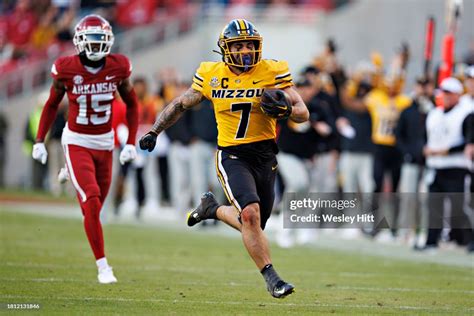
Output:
[{"xmin": 1, "ymin": 208, "xmax": 473, "ymax": 315}]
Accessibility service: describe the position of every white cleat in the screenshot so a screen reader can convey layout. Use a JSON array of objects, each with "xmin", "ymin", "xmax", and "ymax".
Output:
[
  {"xmin": 58, "ymin": 167, "xmax": 70, "ymax": 184},
  {"xmin": 98, "ymin": 266, "xmax": 117, "ymax": 284}
]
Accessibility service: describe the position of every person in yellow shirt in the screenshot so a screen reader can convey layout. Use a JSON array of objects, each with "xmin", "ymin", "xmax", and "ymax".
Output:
[
  {"xmin": 344, "ymin": 76, "xmax": 411, "ymax": 236},
  {"xmin": 139, "ymin": 19, "xmax": 309, "ymax": 298},
  {"xmin": 366, "ymin": 85, "xmax": 411, "ymax": 146}
]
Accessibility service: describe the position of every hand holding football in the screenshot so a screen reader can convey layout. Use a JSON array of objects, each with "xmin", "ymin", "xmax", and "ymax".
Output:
[{"xmin": 259, "ymin": 88, "xmax": 292, "ymax": 119}]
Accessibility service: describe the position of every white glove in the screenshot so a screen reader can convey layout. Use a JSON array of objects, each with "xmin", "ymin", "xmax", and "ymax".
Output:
[
  {"xmin": 119, "ymin": 144, "xmax": 137, "ymax": 165},
  {"xmin": 32, "ymin": 143, "xmax": 48, "ymax": 165},
  {"xmin": 58, "ymin": 166, "xmax": 70, "ymax": 184}
]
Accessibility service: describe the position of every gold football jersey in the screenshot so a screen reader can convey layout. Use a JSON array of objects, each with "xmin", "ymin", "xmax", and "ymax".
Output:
[
  {"xmin": 365, "ymin": 89, "xmax": 411, "ymax": 146},
  {"xmin": 192, "ymin": 59, "xmax": 293, "ymax": 147}
]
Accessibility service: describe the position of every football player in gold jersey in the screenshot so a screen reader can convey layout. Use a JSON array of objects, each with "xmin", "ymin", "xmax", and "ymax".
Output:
[{"xmin": 140, "ymin": 19, "xmax": 308, "ymax": 298}]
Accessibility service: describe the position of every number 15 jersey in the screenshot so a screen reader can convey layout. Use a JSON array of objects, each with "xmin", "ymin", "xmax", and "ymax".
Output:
[
  {"xmin": 52, "ymin": 54, "xmax": 132, "ymax": 136},
  {"xmin": 51, "ymin": 54, "xmax": 132, "ymax": 150},
  {"xmin": 191, "ymin": 59, "xmax": 293, "ymax": 147}
]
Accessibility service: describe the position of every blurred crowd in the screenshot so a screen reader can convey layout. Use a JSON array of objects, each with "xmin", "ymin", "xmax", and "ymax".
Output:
[
  {"xmin": 0, "ymin": 0, "xmax": 347, "ymax": 73},
  {"xmin": 0, "ymin": 0, "xmax": 188, "ymax": 73},
  {"xmin": 274, "ymin": 39, "xmax": 473, "ymax": 251},
  {"xmin": 0, "ymin": 0, "xmax": 75, "ymax": 73}
]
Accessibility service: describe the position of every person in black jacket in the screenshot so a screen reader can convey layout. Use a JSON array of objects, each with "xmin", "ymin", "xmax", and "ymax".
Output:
[
  {"xmin": 460, "ymin": 66, "xmax": 474, "ymax": 252},
  {"xmin": 395, "ymin": 77, "xmax": 434, "ymax": 245},
  {"xmin": 309, "ymin": 76, "xmax": 340, "ymax": 193},
  {"xmin": 275, "ymin": 79, "xmax": 323, "ymax": 247},
  {"xmin": 340, "ymin": 80, "xmax": 374, "ymax": 194},
  {"xmin": 165, "ymin": 83, "xmax": 194, "ymax": 213}
]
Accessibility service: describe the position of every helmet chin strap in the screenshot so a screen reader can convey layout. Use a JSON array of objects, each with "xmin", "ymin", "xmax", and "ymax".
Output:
[{"xmin": 79, "ymin": 51, "xmax": 105, "ymax": 68}]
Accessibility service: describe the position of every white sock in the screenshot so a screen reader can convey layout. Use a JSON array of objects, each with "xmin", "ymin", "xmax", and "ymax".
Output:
[{"xmin": 96, "ymin": 257, "xmax": 109, "ymax": 270}]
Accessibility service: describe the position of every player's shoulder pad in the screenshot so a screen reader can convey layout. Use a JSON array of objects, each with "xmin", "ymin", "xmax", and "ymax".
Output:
[
  {"xmin": 261, "ymin": 59, "xmax": 292, "ymax": 88},
  {"xmin": 196, "ymin": 61, "xmax": 220, "ymax": 76},
  {"xmin": 51, "ymin": 55, "xmax": 75, "ymax": 76},
  {"xmin": 109, "ymin": 53, "xmax": 133, "ymax": 76},
  {"xmin": 261, "ymin": 59, "xmax": 290, "ymax": 73},
  {"xmin": 111, "ymin": 53, "xmax": 131, "ymax": 65},
  {"xmin": 194, "ymin": 62, "xmax": 222, "ymax": 88}
]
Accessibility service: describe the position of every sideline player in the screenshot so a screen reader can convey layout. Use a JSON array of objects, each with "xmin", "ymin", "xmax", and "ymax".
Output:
[
  {"xmin": 140, "ymin": 19, "xmax": 309, "ymax": 298},
  {"xmin": 32, "ymin": 15, "xmax": 139, "ymax": 283}
]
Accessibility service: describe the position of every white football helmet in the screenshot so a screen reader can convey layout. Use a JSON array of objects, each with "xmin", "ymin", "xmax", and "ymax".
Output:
[{"xmin": 73, "ymin": 14, "xmax": 114, "ymax": 61}]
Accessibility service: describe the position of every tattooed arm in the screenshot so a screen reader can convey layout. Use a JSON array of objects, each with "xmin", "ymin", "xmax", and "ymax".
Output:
[
  {"xmin": 151, "ymin": 87, "xmax": 204, "ymax": 134},
  {"xmin": 139, "ymin": 87, "xmax": 204, "ymax": 152}
]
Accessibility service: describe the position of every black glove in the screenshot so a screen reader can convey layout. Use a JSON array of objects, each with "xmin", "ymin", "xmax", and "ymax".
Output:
[
  {"xmin": 139, "ymin": 131, "xmax": 158, "ymax": 152},
  {"xmin": 260, "ymin": 89, "xmax": 292, "ymax": 119}
]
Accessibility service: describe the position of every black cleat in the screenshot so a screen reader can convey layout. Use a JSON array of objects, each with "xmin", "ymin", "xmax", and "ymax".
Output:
[
  {"xmin": 187, "ymin": 192, "xmax": 219, "ymax": 227},
  {"xmin": 268, "ymin": 280, "xmax": 295, "ymax": 299}
]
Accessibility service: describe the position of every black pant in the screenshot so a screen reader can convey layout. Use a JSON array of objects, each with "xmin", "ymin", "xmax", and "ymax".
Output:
[
  {"xmin": 157, "ymin": 156, "xmax": 170, "ymax": 203},
  {"xmin": 471, "ymin": 172, "xmax": 474, "ymax": 209},
  {"xmin": 426, "ymin": 169, "xmax": 472, "ymax": 246},
  {"xmin": 372, "ymin": 145, "xmax": 402, "ymax": 234},
  {"xmin": 135, "ymin": 167, "xmax": 145, "ymax": 207},
  {"xmin": 215, "ymin": 149, "xmax": 277, "ymax": 230},
  {"xmin": 373, "ymin": 145, "xmax": 402, "ymax": 193}
]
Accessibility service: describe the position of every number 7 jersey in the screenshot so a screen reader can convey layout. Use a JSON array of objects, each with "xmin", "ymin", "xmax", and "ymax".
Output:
[
  {"xmin": 192, "ymin": 59, "xmax": 293, "ymax": 147},
  {"xmin": 51, "ymin": 54, "xmax": 132, "ymax": 136}
]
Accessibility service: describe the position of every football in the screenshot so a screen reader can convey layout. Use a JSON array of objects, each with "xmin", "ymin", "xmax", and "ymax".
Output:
[
  {"xmin": 259, "ymin": 88, "xmax": 292, "ymax": 119},
  {"xmin": 261, "ymin": 88, "xmax": 290, "ymax": 104}
]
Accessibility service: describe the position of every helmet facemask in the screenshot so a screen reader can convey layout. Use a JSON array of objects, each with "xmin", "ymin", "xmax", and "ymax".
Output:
[
  {"xmin": 74, "ymin": 30, "xmax": 114, "ymax": 61},
  {"xmin": 220, "ymin": 37, "xmax": 262, "ymax": 72},
  {"xmin": 219, "ymin": 37, "xmax": 262, "ymax": 72}
]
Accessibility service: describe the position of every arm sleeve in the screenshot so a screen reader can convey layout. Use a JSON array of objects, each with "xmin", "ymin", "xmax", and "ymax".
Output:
[
  {"xmin": 35, "ymin": 85, "xmax": 65, "ymax": 142},
  {"xmin": 117, "ymin": 56, "xmax": 138, "ymax": 144},
  {"xmin": 120, "ymin": 88, "xmax": 139, "ymax": 145}
]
